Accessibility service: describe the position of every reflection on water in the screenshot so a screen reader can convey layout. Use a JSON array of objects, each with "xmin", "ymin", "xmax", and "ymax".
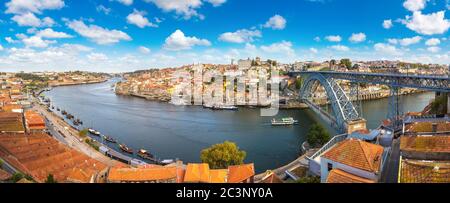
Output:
[{"xmin": 45, "ymin": 79, "xmax": 434, "ymax": 173}]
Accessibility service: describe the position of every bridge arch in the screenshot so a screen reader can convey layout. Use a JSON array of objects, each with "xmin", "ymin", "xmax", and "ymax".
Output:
[{"xmin": 300, "ymin": 73, "xmax": 360, "ymax": 132}]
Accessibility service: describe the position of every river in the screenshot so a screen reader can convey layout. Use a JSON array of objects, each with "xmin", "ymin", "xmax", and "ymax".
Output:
[{"xmin": 44, "ymin": 79, "xmax": 434, "ymax": 173}]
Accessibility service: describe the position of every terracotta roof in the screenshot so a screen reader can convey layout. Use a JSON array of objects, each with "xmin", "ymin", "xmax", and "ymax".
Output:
[
  {"xmin": 260, "ymin": 171, "xmax": 283, "ymax": 183},
  {"xmin": 326, "ymin": 169, "xmax": 375, "ymax": 183},
  {"xmin": 24, "ymin": 110, "xmax": 46, "ymax": 130},
  {"xmin": 183, "ymin": 163, "xmax": 211, "ymax": 183},
  {"xmin": 405, "ymin": 122, "xmax": 450, "ymax": 133},
  {"xmin": 322, "ymin": 139, "xmax": 384, "ymax": 173},
  {"xmin": 66, "ymin": 168, "xmax": 93, "ymax": 183},
  {"xmin": 108, "ymin": 166, "xmax": 178, "ymax": 182},
  {"xmin": 400, "ymin": 136, "xmax": 450, "ymax": 153},
  {"xmin": 209, "ymin": 169, "xmax": 228, "ymax": 183},
  {"xmin": 0, "ymin": 168, "xmax": 12, "ymax": 181},
  {"xmin": 228, "ymin": 164, "xmax": 255, "ymax": 183},
  {"xmin": 400, "ymin": 159, "xmax": 450, "ymax": 183},
  {"xmin": 16, "ymin": 178, "xmax": 33, "ymax": 183}
]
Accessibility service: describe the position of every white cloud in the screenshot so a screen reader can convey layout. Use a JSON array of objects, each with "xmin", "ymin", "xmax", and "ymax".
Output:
[
  {"xmin": 5, "ymin": 0, "xmax": 65, "ymax": 14},
  {"xmin": 427, "ymin": 46, "xmax": 441, "ymax": 53},
  {"xmin": 263, "ymin": 15, "xmax": 287, "ymax": 30},
  {"xmin": 11, "ymin": 13, "xmax": 55, "ymax": 27},
  {"xmin": 383, "ymin": 19, "xmax": 393, "ymax": 29},
  {"xmin": 349, "ymin": 32, "xmax": 366, "ymax": 43},
  {"xmin": 314, "ymin": 36, "xmax": 321, "ymax": 42},
  {"xmin": 115, "ymin": 0, "xmax": 133, "ymax": 6},
  {"xmin": 425, "ymin": 38, "xmax": 440, "ymax": 46},
  {"xmin": 403, "ymin": 0, "xmax": 428, "ymax": 12},
  {"xmin": 5, "ymin": 37, "xmax": 19, "ymax": 43},
  {"xmin": 127, "ymin": 9, "xmax": 158, "ymax": 28},
  {"xmin": 138, "ymin": 46, "xmax": 151, "ymax": 54},
  {"xmin": 218, "ymin": 29, "xmax": 262, "ymax": 43},
  {"xmin": 205, "ymin": 0, "xmax": 226, "ymax": 7},
  {"xmin": 22, "ymin": 36, "xmax": 56, "ymax": 48},
  {"xmin": 399, "ymin": 36, "xmax": 422, "ymax": 46},
  {"xmin": 374, "ymin": 43, "xmax": 403, "ymax": 56},
  {"xmin": 12, "ymin": 12, "xmax": 42, "ymax": 27},
  {"xmin": 325, "ymin": 35, "xmax": 342, "ymax": 42},
  {"xmin": 163, "ymin": 29, "xmax": 211, "ymax": 51},
  {"xmin": 87, "ymin": 53, "xmax": 108, "ymax": 61},
  {"xmin": 36, "ymin": 28, "xmax": 72, "ymax": 38},
  {"xmin": 309, "ymin": 48, "xmax": 318, "ymax": 54},
  {"xmin": 330, "ymin": 45, "xmax": 349, "ymax": 51},
  {"xmin": 260, "ymin": 41, "xmax": 295, "ymax": 56},
  {"xmin": 144, "ymin": 0, "xmax": 203, "ymax": 20},
  {"xmin": 0, "ymin": 45, "xmax": 3, "ymax": 51},
  {"xmin": 96, "ymin": 5, "xmax": 111, "ymax": 15},
  {"xmin": 66, "ymin": 20, "xmax": 132, "ymax": 45},
  {"xmin": 403, "ymin": 11, "xmax": 450, "ymax": 35}
]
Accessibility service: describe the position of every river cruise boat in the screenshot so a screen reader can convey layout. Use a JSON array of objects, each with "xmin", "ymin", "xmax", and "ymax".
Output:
[
  {"xmin": 103, "ymin": 135, "xmax": 117, "ymax": 143},
  {"xmin": 137, "ymin": 149, "xmax": 155, "ymax": 160},
  {"xmin": 271, "ymin": 117, "xmax": 299, "ymax": 126},
  {"xmin": 88, "ymin": 128, "xmax": 101, "ymax": 136},
  {"xmin": 119, "ymin": 144, "xmax": 133, "ymax": 154},
  {"xmin": 211, "ymin": 105, "xmax": 238, "ymax": 111}
]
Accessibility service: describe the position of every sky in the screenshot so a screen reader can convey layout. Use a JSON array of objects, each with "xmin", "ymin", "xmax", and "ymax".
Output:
[{"xmin": 0, "ymin": 0, "xmax": 449, "ymax": 73}]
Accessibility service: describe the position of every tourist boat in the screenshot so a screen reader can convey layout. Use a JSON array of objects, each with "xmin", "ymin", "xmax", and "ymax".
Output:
[
  {"xmin": 103, "ymin": 135, "xmax": 117, "ymax": 143},
  {"xmin": 271, "ymin": 117, "xmax": 299, "ymax": 126},
  {"xmin": 62, "ymin": 110, "xmax": 67, "ymax": 115},
  {"xmin": 137, "ymin": 149, "xmax": 155, "ymax": 160},
  {"xmin": 88, "ymin": 128, "xmax": 101, "ymax": 136},
  {"xmin": 119, "ymin": 144, "xmax": 133, "ymax": 154},
  {"xmin": 161, "ymin": 159, "xmax": 175, "ymax": 165},
  {"xmin": 211, "ymin": 105, "xmax": 238, "ymax": 111}
]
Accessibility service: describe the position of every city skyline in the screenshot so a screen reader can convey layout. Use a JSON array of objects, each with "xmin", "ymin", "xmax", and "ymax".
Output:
[{"xmin": 0, "ymin": 0, "xmax": 449, "ymax": 73}]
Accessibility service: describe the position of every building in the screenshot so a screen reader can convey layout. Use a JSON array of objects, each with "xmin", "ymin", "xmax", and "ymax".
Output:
[
  {"xmin": 24, "ymin": 110, "xmax": 46, "ymax": 133},
  {"xmin": 0, "ymin": 112, "xmax": 25, "ymax": 133},
  {"xmin": 228, "ymin": 163, "xmax": 255, "ymax": 183},
  {"xmin": 1, "ymin": 104, "xmax": 23, "ymax": 113},
  {"xmin": 183, "ymin": 163, "xmax": 255, "ymax": 183},
  {"xmin": 320, "ymin": 139, "xmax": 385, "ymax": 183},
  {"xmin": 398, "ymin": 135, "xmax": 450, "ymax": 183},
  {"xmin": 107, "ymin": 166, "xmax": 182, "ymax": 183}
]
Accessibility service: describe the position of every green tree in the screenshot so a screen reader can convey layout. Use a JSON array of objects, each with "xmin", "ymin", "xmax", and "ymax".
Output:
[
  {"xmin": 0, "ymin": 159, "xmax": 3, "ymax": 169},
  {"xmin": 307, "ymin": 123, "xmax": 331, "ymax": 147},
  {"xmin": 295, "ymin": 77, "xmax": 303, "ymax": 90},
  {"xmin": 200, "ymin": 141, "xmax": 246, "ymax": 169},
  {"xmin": 79, "ymin": 128, "xmax": 89, "ymax": 137},
  {"xmin": 10, "ymin": 173, "xmax": 24, "ymax": 183},
  {"xmin": 296, "ymin": 176, "xmax": 320, "ymax": 183},
  {"xmin": 339, "ymin": 59, "xmax": 352, "ymax": 69},
  {"xmin": 45, "ymin": 174, "xmax": 57, "ymax": 183}
]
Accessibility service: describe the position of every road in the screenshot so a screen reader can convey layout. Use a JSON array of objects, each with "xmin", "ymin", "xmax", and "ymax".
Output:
[
  {"xmin": 32, "ymin": 100, "xmax": 118, "ymax": 167},
  {"xmin": 380, "ymin": 138, "xmax": 400, "ymax": 183}
]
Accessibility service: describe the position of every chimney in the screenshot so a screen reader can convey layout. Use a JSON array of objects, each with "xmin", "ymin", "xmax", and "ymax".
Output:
[{"xmin": 432, "ymin": 123, "xmax": 438, "ymax": 133}]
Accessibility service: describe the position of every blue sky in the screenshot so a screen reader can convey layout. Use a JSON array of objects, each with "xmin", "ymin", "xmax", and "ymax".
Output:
[{"xmin": 0, "ymin": 0, "xmax": 449, "ymax": 72}]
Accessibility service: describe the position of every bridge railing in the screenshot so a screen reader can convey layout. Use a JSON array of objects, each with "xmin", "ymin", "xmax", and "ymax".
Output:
[{"xmin": 308, "ymin": 133, "xmax": 348, "ymax": 160}]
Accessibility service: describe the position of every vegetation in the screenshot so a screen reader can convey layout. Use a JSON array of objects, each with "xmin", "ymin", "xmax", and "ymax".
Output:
[
  {"xmin": 0, "ymin": 159, "xmax": 3, "ymax": 168},
  {"xmin": 9, "ymin": 172, "xmax": 34, "ymax": 183},
  {"xmin": 295, "ymin": 77, "xmax": 303, "ymax": 90},
  {"xmin": 45, "ymin": 174, "xmax": 57, "ymax": 183},
  {"xmin": 429, "ymin": 95, "xmax": 448, "ymax": 115},
  {"xmin": 296, "ymin": 176, "xmax": 321, "ymax": 183},
  {"xmin": 339, "ymin": 59, "xmax": 352, "ymax": 69},
  {"xmin": 79, "ymin": 128, "xmax": 89, "ymax": 137},
  {"xmin": 306, "ymin": 123, "xmax": 331, "ymax": 147},
  {"xmin": 85, "ymin": 139, "xmax": 99, "ymax": 151},
  {"xmin": 200, "ymin": 141, "xmax": 247, "ymax": 169}
]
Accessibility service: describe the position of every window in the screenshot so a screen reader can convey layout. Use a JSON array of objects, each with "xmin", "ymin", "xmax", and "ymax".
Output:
[{"xmin": 327, "ymin": 163, "xmax": 333, "ymax": 171}]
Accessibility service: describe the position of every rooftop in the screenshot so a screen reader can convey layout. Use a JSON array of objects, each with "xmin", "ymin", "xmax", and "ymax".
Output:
[
  {"xmin": 322, "ymin": 139, "xmax": 384, "ymax": 173},
  {"xmin": 183, "ymin": 163, "xmax": 211, "ymax": 183},
  {"xmin": 228, "ymin": 163, "xmax": 255, "ymax": 183},
  {"xmin": 400, "ymin": 136, "xmax": 450, "ymax": 154},
  {"xmin": 326, "ymin": 169, "xmax": 375, "ymax": 183},
  {"xmin": 108, "ymin": 166, "xmax": 179, "ymax": 182},
  {"xmin": 399, "ymin": 159, "xmax": 450, "ymax": 183}
]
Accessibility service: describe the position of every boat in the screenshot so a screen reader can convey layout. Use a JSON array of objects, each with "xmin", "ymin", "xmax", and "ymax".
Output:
[
  {"xmin": 62, "ymin": 110, "xmax": 67, "ymax": 115},
  {"xmin": 161, "ymin": 159, "xmax": 175, "ymax": 165},
  {"xmin": 212, "ymin": 105, "xmax": 238, "ymax": 111},
  {"xmin": 57, "ymin": 108, "xmax": 60, "ymax": 111},
  {"xmin": 137, "ymin": 149, "xmax": 155, "ymax": 160},
  {"xmin": 271, "ymin": 117, "xmax": 299, "ymax": 126},
  {"xmin": 119, "ymin": 144, "xmax": 133, "ymax": 154},
  {"xmin": 88, "ymin": 128, "xmax": 101, "ymax": 136},
  {"xmin": 103, "ymin": 135, "xmax": 117, "ymax": 143}
]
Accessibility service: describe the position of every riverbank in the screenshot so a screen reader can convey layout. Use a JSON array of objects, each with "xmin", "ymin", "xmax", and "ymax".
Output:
[{"xmin": 49, "ymin": 78, "xmax": 109, "ymax": 88}]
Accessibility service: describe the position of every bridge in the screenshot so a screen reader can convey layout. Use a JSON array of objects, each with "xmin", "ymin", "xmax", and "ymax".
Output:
[{"xmin": 289, "ymin": 71, "xmax": 450, "ymax": 133}]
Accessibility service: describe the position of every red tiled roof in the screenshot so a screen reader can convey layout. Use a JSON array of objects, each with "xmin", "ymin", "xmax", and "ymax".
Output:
[
  {"xmin": 184, "ymin": 163, "xmax": 210, "ymax": 183},
  {"xmin": 228, "ymin": 164, "xmax": 255, "ymax": 183},
  {"xmin": 326, "ymin": 169, "xmax": 375, "ymax": 183},
  {"xmin": 401, "ymin": 136, "xmax": 450, "ymax": 153},
  {"xmin": 108, "ymin": 166, "xmax": 178, "ymax": 182},
  {"xmin": 322, "ymin": 139, "xmax": 384, "ymax": 173},
  {"xmin": 400, "ymin": 159, "xmax": 450, "ymax": 183}
]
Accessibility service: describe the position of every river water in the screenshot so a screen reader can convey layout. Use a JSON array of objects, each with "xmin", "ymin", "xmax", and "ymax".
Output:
[{"xmin": 45, "ymin": 79, "xmax": 434, "ymax": 173}]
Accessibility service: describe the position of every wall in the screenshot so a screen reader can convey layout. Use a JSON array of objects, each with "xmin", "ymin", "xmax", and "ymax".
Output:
[{"xmin": 320, "ymin": 157, "xmax": 378, "ymax": 183}]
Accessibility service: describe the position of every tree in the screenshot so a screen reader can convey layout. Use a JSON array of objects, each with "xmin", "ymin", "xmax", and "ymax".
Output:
[
  {"xmin": 295, "ymin": 77, "xmax": 303, "ymax": 90},
  {"xmin": 10, "ymin": 173, "xmax": 24, "ymax": 183},
  {"xmin": 45, "ymin": 174, "xmax": 57, "ymax": 183},
  {"xmin": 296, "ymin": 176, "xmax": 320, "ymax": 183},
  {"xmin": 200, "ymin": 141, "xmax": 246, "ymax": 169},
  {"xmin": 339, "ymin": 59, "xmax": 352, "ymax": 70},
  {"xmin": 0, "ymin": 159, "xmax": 3, "ymax": 169},
  {"xmin": 79, "ymin": 128, "xmax": 89, "ymax": 137},
  {"xmin": 306, "ymin": 123, "xmax": 331, "ymax": 147}
]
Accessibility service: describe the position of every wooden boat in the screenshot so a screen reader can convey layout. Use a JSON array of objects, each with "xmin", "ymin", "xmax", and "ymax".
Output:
[
  {"xmin": 119, "ymin": 144, "xmax": 133, "ymax": 154},
  {"xmin": 103, "ymin": 135, "xmax": 117, "ymax": 143},
  {"xmin": 137, "ymin": 149, "xmax": 154, "ymax": 159}
]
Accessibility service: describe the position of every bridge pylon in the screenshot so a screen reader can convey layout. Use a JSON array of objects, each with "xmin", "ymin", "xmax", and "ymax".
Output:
[{"xmin": 388, "ymin": 86, "xmax": 402, "ymax": 129}]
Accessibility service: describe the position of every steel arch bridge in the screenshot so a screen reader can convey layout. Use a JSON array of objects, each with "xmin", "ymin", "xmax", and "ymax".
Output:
[{"xmin": 290, "ymin": 71, "xmax": 450, "ymax": 133}]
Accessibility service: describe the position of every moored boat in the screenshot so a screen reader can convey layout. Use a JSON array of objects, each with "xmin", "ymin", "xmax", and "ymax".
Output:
[
  {"xmin": 103, "ymin": 135, "xmax": 117, "ymax": 143},
  {"xmin": 119, "ymin": 144, "xmax": 133, "ymax": 154},
  {"xmin": 137, "ymin": 149, "xmax": 155, "ymax": 160},
  {"xmin": 271, "ymin": 117, "xmax": 299, "ymax": 126}
]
